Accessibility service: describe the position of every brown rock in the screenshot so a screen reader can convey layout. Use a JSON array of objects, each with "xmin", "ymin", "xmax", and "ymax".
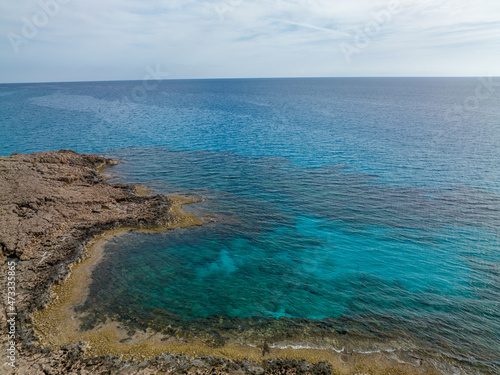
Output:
[{"xmin": 0, "ymin": 150, "xmax": 175, "ymax": 356}]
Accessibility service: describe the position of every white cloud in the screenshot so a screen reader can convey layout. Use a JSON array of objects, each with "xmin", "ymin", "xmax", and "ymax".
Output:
[{"xmin": 0, "ymin": 0, "xmax": 499, "ymax": 82}]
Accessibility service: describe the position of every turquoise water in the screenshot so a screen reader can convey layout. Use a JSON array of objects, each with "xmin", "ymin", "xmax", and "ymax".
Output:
[{"xmin": 1, "ymin": 78, "xmax": 500, "ymax": 372}]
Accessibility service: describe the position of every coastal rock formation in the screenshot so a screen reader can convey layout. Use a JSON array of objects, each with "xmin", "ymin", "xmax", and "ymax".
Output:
[
  {"xmin": 0, "ymin": 150, "xmax": 335, "ymax": 375},
  {"xmin": 0, "ymin": 150, "xmax": 179, "ymax": 373},
  {"xmin": 0, "ymin": 150, "xmax": 176, "ymax": 319},
  {"xmin": 0, "ymin": 150, "xmax": 451, "ymax": 375},
  {"xmin": 8, "ymin": 341, "xmax": 333, "ymax": 375}
]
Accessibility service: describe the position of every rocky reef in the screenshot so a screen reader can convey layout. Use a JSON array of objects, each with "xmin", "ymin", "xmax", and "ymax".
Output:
[
  {"xmin": 0, "ymin": 151, "xmax": 335, "ymax": 375},
  {"xmin": 0, "ymin": 150, "xmax": 211, "ymax": 374},
  {"xmin": 6, "ymin": 341, "xmax": 334, "ymax": 375},
  {"xmin": 0, "ymin": 150, "xmax": 470, "ymax": 375},
  {"xmin": 0, "ymin": 151, "xmax": 178, "ymax": 316}
]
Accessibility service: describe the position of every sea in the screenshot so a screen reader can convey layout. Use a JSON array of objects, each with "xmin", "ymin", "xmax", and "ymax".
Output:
[{"xmin": 1, "ymin": 78, "xmax": 499, "ymax": 373}]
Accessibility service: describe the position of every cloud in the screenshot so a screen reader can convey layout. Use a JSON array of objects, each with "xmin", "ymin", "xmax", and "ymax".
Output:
[{"xmin": 0, "ymin": 0, "xmax": 499, "ymax": 82}]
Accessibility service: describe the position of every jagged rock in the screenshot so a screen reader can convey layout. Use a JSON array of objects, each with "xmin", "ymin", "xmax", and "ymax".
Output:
[
  {"xmin": 0, "ymin": 150, "xmax": 175, "ymax": 320},
  {"xmin": 0, "ymin": 150, "xmax": 337, "ymax": 375}
]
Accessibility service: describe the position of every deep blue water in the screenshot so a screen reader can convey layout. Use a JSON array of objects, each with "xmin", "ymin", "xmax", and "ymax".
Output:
[{"xmin": 1, "ymin": 78, "xmax": 500, "ymax": 372}]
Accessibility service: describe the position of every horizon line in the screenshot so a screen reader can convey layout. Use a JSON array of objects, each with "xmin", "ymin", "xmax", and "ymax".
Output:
[{"xmin": 1, "ymin": 75, "xmax": 497, "ymax": 85}]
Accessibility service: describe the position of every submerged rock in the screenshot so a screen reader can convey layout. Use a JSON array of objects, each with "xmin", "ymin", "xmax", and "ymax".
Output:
[
  {"xmin": 0, "ymin": 150, "xmax": 464, "ymax": 375},
  {"xmin": 0, "ymin": 150, "xmax": 176, "ymax": 317},
  {"xmin": 0, "ymin": 150, "xmax": 334, "ymax": 375}
]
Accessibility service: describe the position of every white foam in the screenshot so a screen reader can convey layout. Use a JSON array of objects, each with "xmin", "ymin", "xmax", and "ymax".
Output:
[{"xmin": 269, "ymin": 344, "xmax": 345, "ymax": 352}]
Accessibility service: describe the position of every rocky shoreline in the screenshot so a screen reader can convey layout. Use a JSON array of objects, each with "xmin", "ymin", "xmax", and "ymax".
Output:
[
  {"xmin": 0, "ymin": 151, "xmax": 178, "ymax": 317},
  {"xmin": 0, "ymin": 150, "xmax": 335, "ymax": 374},
  {"xmin": 0, "ymin": 150, "xmax": 476, "ymax": 375}
]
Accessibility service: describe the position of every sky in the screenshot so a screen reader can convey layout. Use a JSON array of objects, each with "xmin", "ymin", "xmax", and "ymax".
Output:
[{"xmin": 1, "ymin": 0, "xmax": 500, "ymax": 83}]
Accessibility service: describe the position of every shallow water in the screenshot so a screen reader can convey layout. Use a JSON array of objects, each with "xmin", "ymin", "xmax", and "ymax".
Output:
[{"xmin": 1, "ymin": 78, "xmax": 499, "ymax": 373}]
